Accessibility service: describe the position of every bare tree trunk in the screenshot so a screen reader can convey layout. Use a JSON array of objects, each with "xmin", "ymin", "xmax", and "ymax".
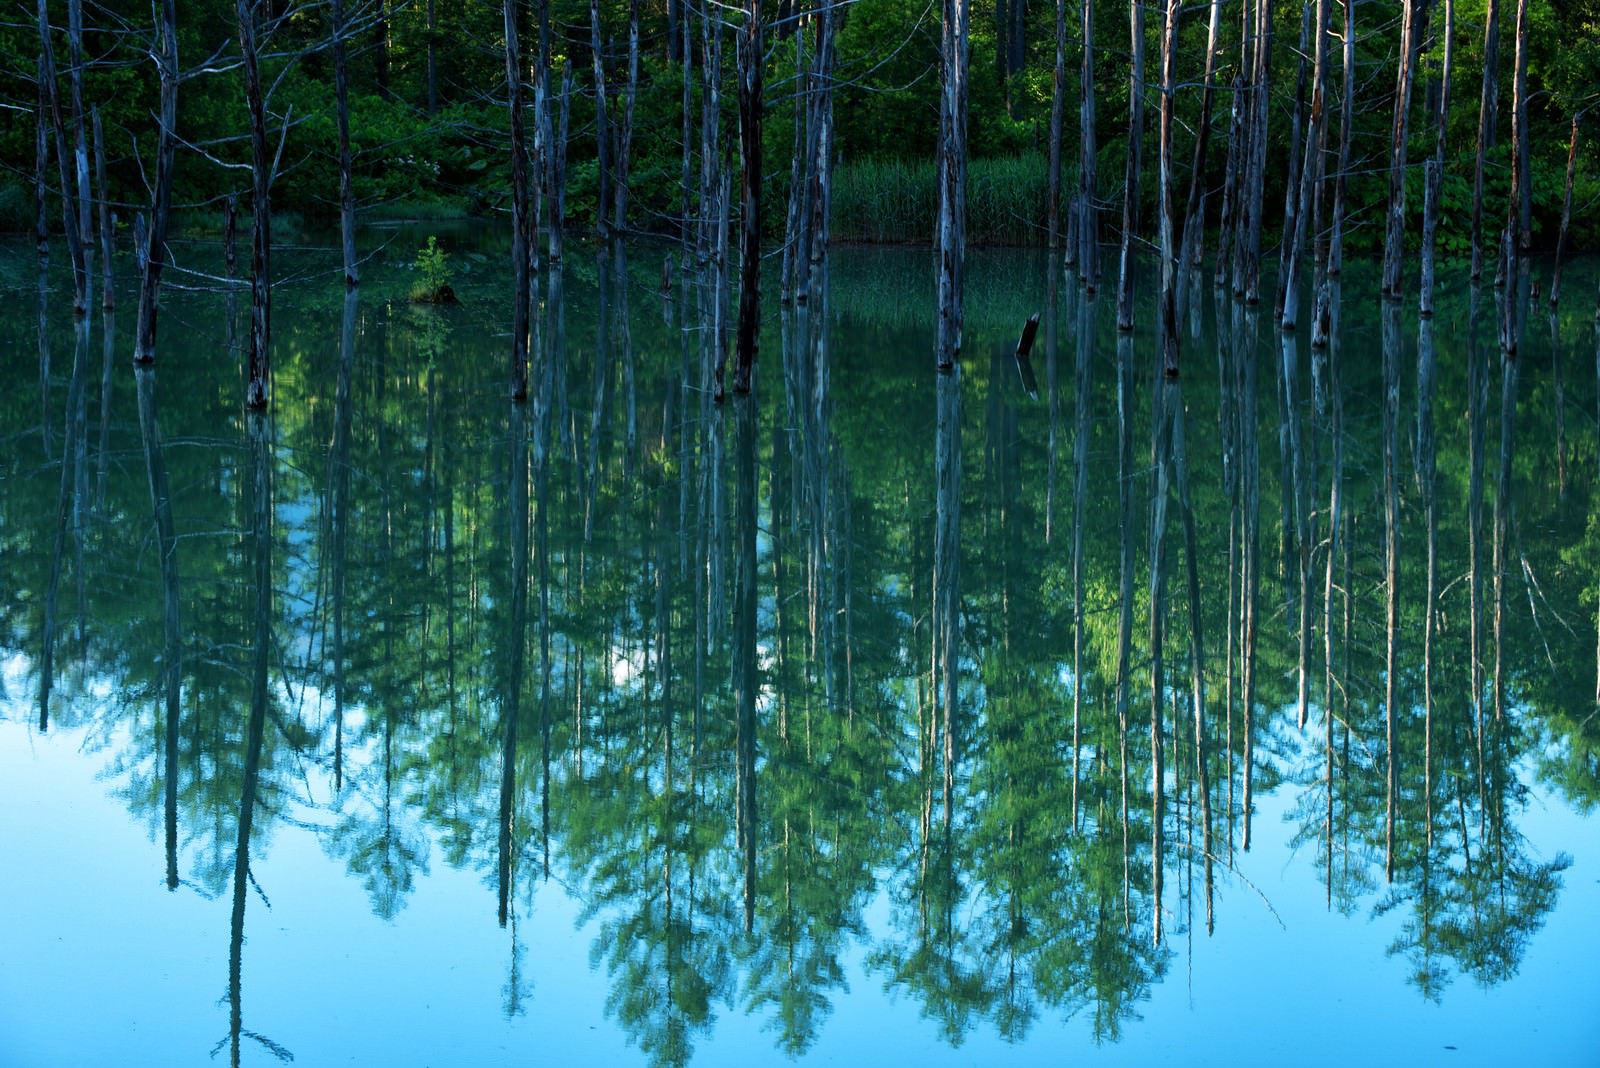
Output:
[
  {"xmin": 1501, "ymin": 0, "xmax": 1530, "ymax": 353},
  {"xmin": 1282, "ymin": 0, "xmax": 1329, "ymax": 331},
  {"xmin": 1470, "ymin": 0, "xmax": 1500, "ymax": 281},
  {"xmin": 1157, "ymin": 0, "xmax": 1181, "ymax": 375},
  {"xmin": 37, "ymin": 3, "xmax": 89, "ymax": 314},
  {"xmin": 1382, "ymin": 302, "xmax": 1401, "ymax": 881},
  {"xmin": 935, "ymin": 0, "xmax": 970, "ymax": 369},
  {"xmin": 732, "ymin": 0, "xmax": 762, "ymax": 394},
  {"xmin": 1549, "ymin": 117, "xmax": 1579, "ymax": 310},
  {"xmin": 613, "ymin": 0, "xmax": 640, "ymax": 234},
  {"xmin": 66, "ymin": 0, "xmax": 93, "ymax": 300},
  {"xmin": 1214, "ymin": 74, "xmax": 1243, "ymax": 288},
  {"xmin": 133, "ymin": 0, "xmax": 178, "ymax": 364},
  {"xmin": 781, "ymin": 19, "xmax": 808, "ymax": 302},
  {"xmin": 36, "ymin": 56, "xmax": 49, "ymax": 267},
  {"xmin": 1274, "ymin": 1, "xmax": 1311, "ymax": 323},
  {"xmin": 590, "ymin": 0, "xmax": 611, "ymax": 242},
  {"xmin": 1326, "ymin": 0, "xmax": 1354, "ymax": 277},
  {"xmin": 552, "ymin": 64, "xmax": 572, "ymax": 262},
  {"xmin": 1238, "ymin": 0, "xmax": 1273, "ymax": 304},
  {"xmin": 1116, "ymin": 0, "xmax": 1146, "ymax": 332},
  {"xmin": 1381, "ymin": 0, "xmax": 1425, "ymax": 302},
  {"xmin": 681, "ymin": 1, "xmax": 695, "ymax": 251},
  {"xmin": 92, "ymin": 108, "xmax": 112, "ymax": 309},
  {"xmin": 1419, "ymin": 0, "xmax": 1453, "ymax": 317},
  {"xmin": 1079, "ymin": 0, "xmax": 1098, "ymax": 290},
  {"xmin": 1048, "ymin": 0, "xmax": 1067, "ymax": 251},
  {"xmin": 334, "ymin": 0, "xmax": 359, "ymax": 286},
  {"xmin": 507, "ymin": 0, "xmax": 531, "ymax": 400},
  {"xmin": 427, "ymin": 0, "xmax": 439, "ymax": 115},
  {"xmin": 239, "ymin": 0, "xmax": 272, "ymax": 409},
  {"xmin": 1179, "ymin": 0, "xmax": 1223, "ymax": 285}
]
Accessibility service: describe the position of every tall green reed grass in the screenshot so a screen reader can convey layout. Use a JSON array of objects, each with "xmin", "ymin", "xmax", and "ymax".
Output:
[{"xmin": 831, "ymin": 153, "xmax": 1059, "ymax": 246}]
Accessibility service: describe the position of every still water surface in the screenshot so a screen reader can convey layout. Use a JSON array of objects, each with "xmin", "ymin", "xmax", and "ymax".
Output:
[{"xmin": 2, "ymin": 233, "xmax": 1597, "ymax": 1066}]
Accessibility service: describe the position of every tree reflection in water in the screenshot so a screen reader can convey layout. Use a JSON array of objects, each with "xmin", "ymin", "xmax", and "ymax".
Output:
[{"xmin": 2, "ymin": 245, "xmax": 1593, "ymax": 1066}]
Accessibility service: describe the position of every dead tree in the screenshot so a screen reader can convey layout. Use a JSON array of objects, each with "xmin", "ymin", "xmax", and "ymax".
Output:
[
  {"xmin": 239, "ymin": 0, "xmax": 272, "ymax": 409},
  {"xmin": 506, "ymin": 0, "xmax": 531, "ymax": 400},
  {"xmin": 37, "ymin": 0, "xmax": 89, "ymax": 314},
  {"xmin": 732, "ymin": 0, "xmax": 762, "ymax": 394},
  {"xmin": 1470, "ymin": 0, "xmax": 1501, "ymax": 281},
  {"xmin": 334, "ymin": 0, "xmax": 358, "ymax": 286},
  {"xmin": 134, "ymin": 0, "xmax": 179, "ymax": 363},
  {"xmin": 935, "ymin": 0, "xmax": 970, "ymax": 369},
  {"xmin": 1116, "ymin": 0, "xmax": 1146, "ymax": 332},
  {"xmin": 1381, "ymin": 0, "xmax": 1425, "ymax": 302}
]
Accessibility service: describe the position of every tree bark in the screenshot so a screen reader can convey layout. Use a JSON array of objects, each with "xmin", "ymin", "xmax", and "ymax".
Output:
[
  {"xmin": 92, "ymin": 107, "xmax": 113, "ymax": 310},
  {"xmin": 732, "ymin": 0, "xmax": 762, "ymax": 394},
  {"xmin": 507, "ymin": 0, "xmax": 531, "ymax": 400},
  {"xmin": 334, "ymin": 0, "xmax": 359, "ymax": 286},
  {"xmin": 1549, "ymin": 117, "xmax": 1579, "ymax": 310},
  {"xmin": 1179, "ymin": 0, "xmax": 1223, "ymax": 283},
  {"xmin": 1470, "ymin": 0, "xmax": 1500, "ymax": 281},
  {"xmin": 134, "ymin": 0, "xmax": 178, "ymax": 363},
  {"xmin": 1116, "ymin": 0, "xmax": 1146, "ymax": 332},
  {"xmin": 239, "ymin": 0, "xmax": 272, "ymax": 409},
  {"xmin": 37, "ymin": 2, "xmax": 89, "ymax": 314},
  {"xmin": 1048, "ymin": 0, "xmax": 1067, "ymax": 250},
  {"xmin": 1381, "ymin": 0, "xmax": 1425, "ymax": 301},
  {"xmin": 1079, "ymin": 0, "xmax": 1098, "ymax": 289},
  {"xmin": 590, "ymin": 0, "xmax": 611, "ymax": 242},
  {"xmin": 1419, "ymin": 0, "xmax": 1453, "ymax": 317},
  {"xmin": 935, "ymin": 0, "xmax": 970, "ymax": 368},
  {"xmin": 613, "ymin": 0, "xmax": 640, "ymax": 234},
  {"xmin": 1327, "ymin": 0, "xmax": 1355, "ymax": 277},
  {"xmin": 35, "ymin": 55, "xmax": 49, "ymax": 267}
]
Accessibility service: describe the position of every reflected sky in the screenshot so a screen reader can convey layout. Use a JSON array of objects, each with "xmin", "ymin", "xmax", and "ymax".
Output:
[{"xmin": 1, "ymin": 235, "xmax": 1598, "ymax": 1066}]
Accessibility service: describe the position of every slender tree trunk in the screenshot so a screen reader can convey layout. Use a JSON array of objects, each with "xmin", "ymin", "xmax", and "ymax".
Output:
[
  {"xmin": 1382, "ymin": 303, "xmax": 1401, "ymax": 880},
  {"xmin": 782, "ymin": 18, "xmax": 808, "ymax": 302},
  {"xmin": 935, "ymin": 0, "xmax": 970, "ymax": 368},
  {"xmin": 1470, "ymin": 0, "xmax": 1500, "ymax": 281},
  {"xmin": 1327, "ymin": 0, "xmax": 1355, "ymax": 277},
  {"xmin": 507, "ymin": 0, "xmax": 531, "ymax": 400},
  {"xmin": 732, "ymin": 0, "xmax": 762, "ymax": 394},
  {"xmin": 1048, "ymin": 0, "xmax": 1067, "ymax": 250},
  {"xmin": 1116, "ymin": 0, "xmax": 1146, "ymax": 332},
  {"xmin": 134, "ymin": 0, "xmax": 178, "ymax": 363},
  {"xmin": 1179, "ymin": 0, "xmax": 1223, "ymax": 284},
  {"xmin": 1282, "ymin": 0, "xmax": 1329, "ymax": 331},
  {"xmin": 681, "ymin": 0, "xmax": 695, "ymax": 250},
  {"xmin": 37, "ymin": 3, "xmax": 88, "ymax": 314},
  {"xmin": 239, "ymin": 0, "xmax": 272, "ymax": 409},
  {"xmin": 1080, "ymin": 0, "xmax": 1098, "ymax": 290},
  {"xmin": 334, "ymin": 0, "xmax": 359, "ymax": 286},
  {"xmin": 66, "ymin": 0, "xmax": 92, "ymax": 299},
  {"xmin": 1382, "ymin": 0, "xmax": 1424, "ymax": 301},
  {"xmin": 1549, "ymin": 117, "xmax": 1579, "ymax": 309},
  {"xmin": 613, "ymin": 0, "xmax": 640, "ymax": 233},
  {"xmin": 1274, "ymin": 1, "xmax": 1311, "ymax": 323},
  {"xmin": 427, "ymin": 0, "xmax": 439, "ymax": 115},
  {"xmin": 1238, "ymin": 0, "xmax": 1272, "ymax": 304},
  {"xmin": 92, "ymin": 108, "xmax": 112, "ymax": 309},
  {"xmin": 1501, "ymin": 0, "xmax": 1530, "ymax": 353},
  {"xmin": 590, "ymin": 0, "xmax": 612, "ymax": 242},
  {"xmin": 1419, "ymin": 0, "xmax": 1453, "ymax": 317},
  {"xmin": 1157, "ymin": 0, "xmax": 1181, "ymax": 375}
]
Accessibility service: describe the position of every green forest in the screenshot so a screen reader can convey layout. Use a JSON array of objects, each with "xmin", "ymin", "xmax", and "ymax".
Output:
[{"xmin": 4, "ymin": 0, "xmax": 1599, "ymax": 252}]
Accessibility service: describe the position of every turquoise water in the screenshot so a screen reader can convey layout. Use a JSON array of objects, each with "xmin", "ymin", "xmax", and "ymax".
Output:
[{"xmin": 1, "ymin": 232, "xmax": 1597, "ymax": 1066}]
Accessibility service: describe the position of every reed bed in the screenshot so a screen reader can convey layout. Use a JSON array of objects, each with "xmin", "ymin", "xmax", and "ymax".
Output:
[{"xmin": 831, "ymin": 154, "xmax": 1059, "ymax": 246}]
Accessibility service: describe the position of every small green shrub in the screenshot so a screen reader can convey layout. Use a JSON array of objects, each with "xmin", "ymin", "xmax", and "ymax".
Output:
[{"xmin": 410, "ymin": 235, "xmax": 456, "ymax": 303}]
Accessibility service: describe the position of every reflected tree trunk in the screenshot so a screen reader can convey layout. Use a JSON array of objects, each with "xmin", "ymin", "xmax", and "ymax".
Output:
[
  {"xmin": 239, "ymin": 0, "xmax": 272, "ymax": 409},
  {"xmin": 228, "ymin": 410, "xmax": 279, "ymax": 1068},
  {"xmin": 39, "ymin": 320, "xmax": 88, "ymax": 730},
  {"xmin": 328, "ymin": 291, "xmax": 356, "ymax": 791},
  {"xmin": 1492, "ymin": 345, "xmax": 1517, "ymax": 723},
  {"xmin": 734, "ymin": 388, "xmax": 759, "ymax": 933},
  {"xmin": 1471, "ymin": 0, "xmax": 1500, "ymax": 280},
  {"xmin": 1071, "ymin": 283, "xmax": 1096, "ymax": 829},
  {"xmin": 136, "ymin": 367, "xmax": 182, "ymax": 889},
  {"xmin": 1382, "ymin": 302, "xmax": 1401, "ymax": 881},
  {"xmin": 933, "ymin": 369, "xmax": 962, "ymax": 826},
  {"xmin": 1238, "ymin": 305, "xmax": 1261, "ymax": 849},
  {"xmin": 1418, "ymin": 316, "xmax": 1437, "ymax": 841},
  {"xmin": 132, "ymin": 0, "xmax": 176, "ymax": 363},
  {"xmin": 499, "ymin": 403, "xmax": 531, "ymax": 925}
]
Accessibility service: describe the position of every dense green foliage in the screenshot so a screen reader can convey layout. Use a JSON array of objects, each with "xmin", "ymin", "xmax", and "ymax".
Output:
[{"xmin": 3, "ymin": 0, "xmax": 1599, "ymax": 250}]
